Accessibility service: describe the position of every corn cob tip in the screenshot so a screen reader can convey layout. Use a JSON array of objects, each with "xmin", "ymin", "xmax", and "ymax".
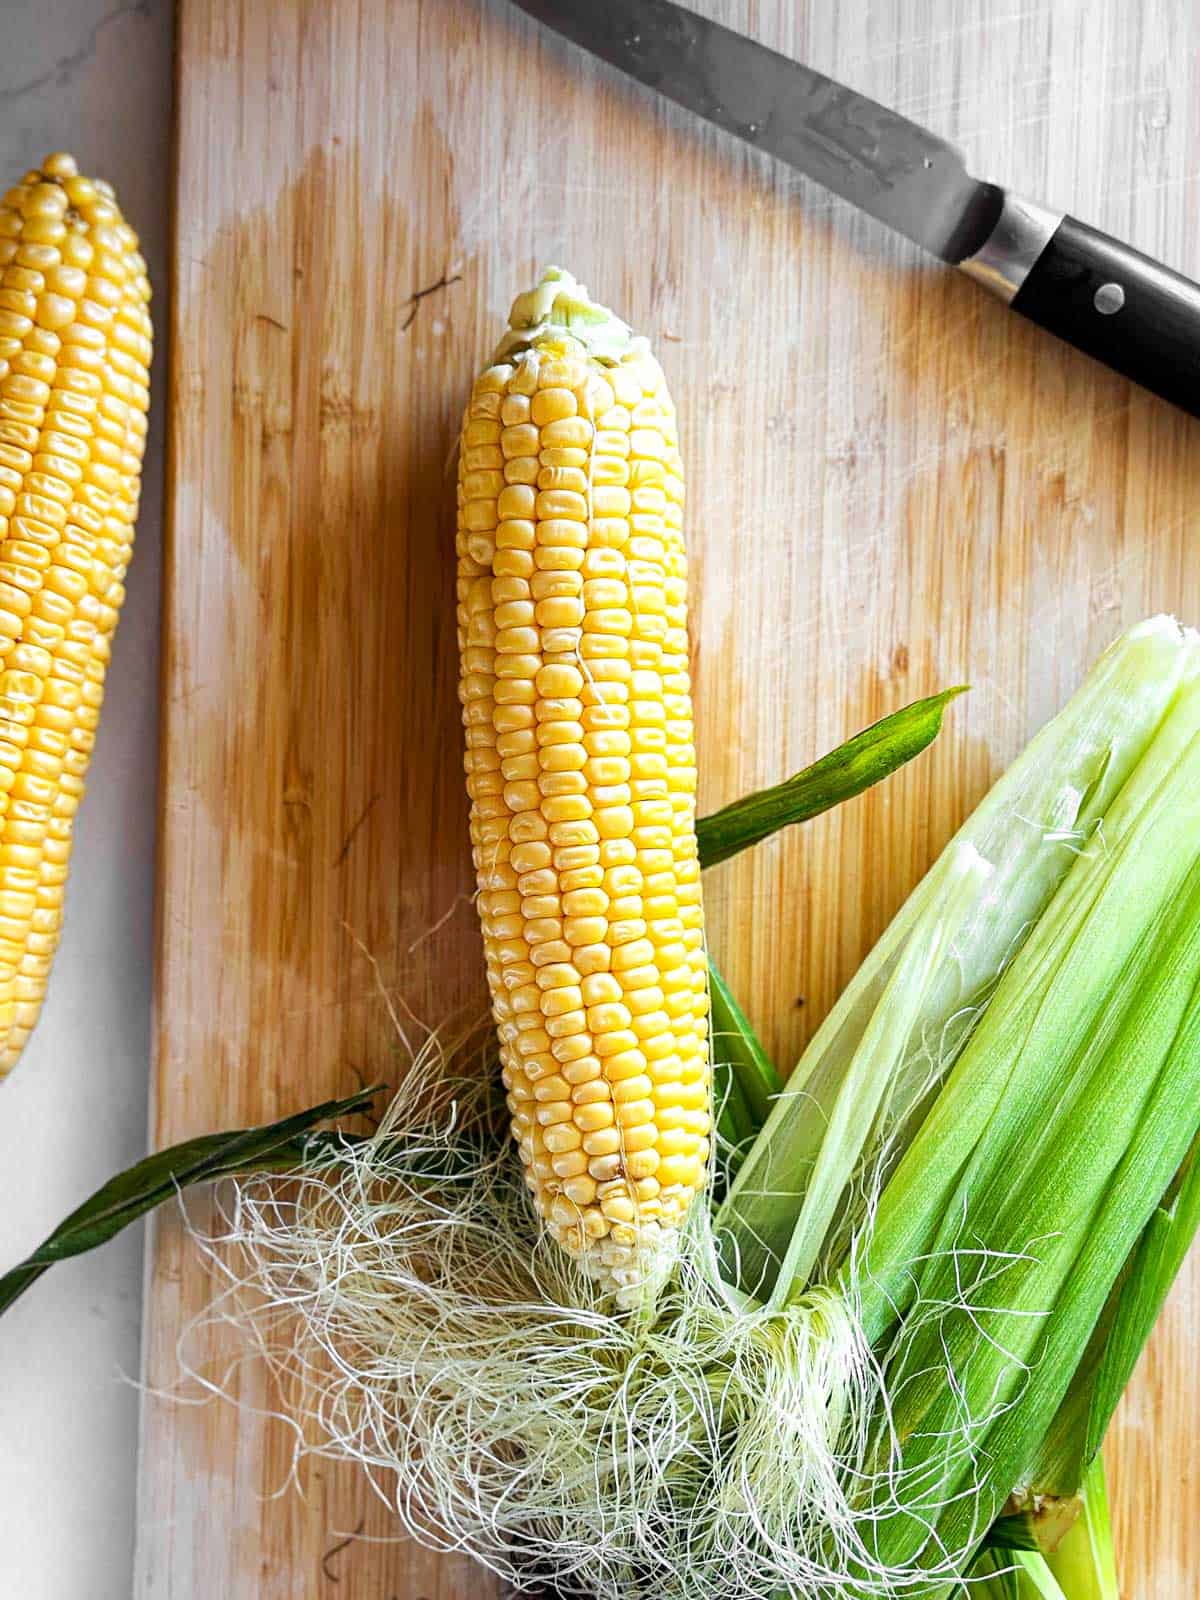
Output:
[
  {"xmin": 40, "ymin": 153, "xmax": 80, "ymax": 182},
  {"xmin": 492, "ymin": 266, "xmax": 646, "ymax": 367}
]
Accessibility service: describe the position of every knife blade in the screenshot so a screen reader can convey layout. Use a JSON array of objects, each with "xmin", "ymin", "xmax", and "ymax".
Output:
[
  {"xmin": 515, "ymin": 0, "xmax": 1003, "ymax": 262},
  {"xmin": 513, "ymin": 0, "xmax": 1200, "ymax": 419}
]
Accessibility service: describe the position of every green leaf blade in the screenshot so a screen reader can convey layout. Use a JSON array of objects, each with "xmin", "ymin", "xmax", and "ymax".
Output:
[
  {"xmin": 0, "ymin": 1088, "xmax": 379, "ymax": 1317},
  {"xmin": 695, "ymin": 688, "xmax": 965, "ymax": 872},
  {"xmin": 709, "ymin": 961, "xmax": 783, "ymax": 1133},
  {"xmin": 709, "ymin": 961, "xmax": 783, "ymax": 1199}
]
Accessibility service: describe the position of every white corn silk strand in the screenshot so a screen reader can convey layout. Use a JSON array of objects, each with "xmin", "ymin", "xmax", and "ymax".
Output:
[{"xmin": 193, "ymin": 1027, "xmax": 1028, "ymax": 1600}]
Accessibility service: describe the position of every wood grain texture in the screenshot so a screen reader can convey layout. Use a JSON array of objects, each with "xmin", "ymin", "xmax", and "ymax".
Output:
[{"xmin": 138, "ymin": 0, "xmax": 1200, "ymax": 1594}]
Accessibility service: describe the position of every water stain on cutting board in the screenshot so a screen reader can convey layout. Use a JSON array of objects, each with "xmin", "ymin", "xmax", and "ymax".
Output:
[
  {"xmin": 169, "ymin": 136, "xmax": 487, "ymax": 1134},
  {"xmin": 161, "ymin": 137, "xmax": 489, "ymax": 1600}
]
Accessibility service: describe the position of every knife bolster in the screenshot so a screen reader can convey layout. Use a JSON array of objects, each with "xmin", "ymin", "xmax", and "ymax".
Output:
[{"xmin": 960, "ymin": 193, "xmax": 1064, "ymax": 303}]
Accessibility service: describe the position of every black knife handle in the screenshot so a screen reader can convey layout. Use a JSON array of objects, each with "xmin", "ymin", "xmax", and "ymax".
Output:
[{"xmin": 1011, "ymin": 215, "xmax": 1200, "ymax": 416}]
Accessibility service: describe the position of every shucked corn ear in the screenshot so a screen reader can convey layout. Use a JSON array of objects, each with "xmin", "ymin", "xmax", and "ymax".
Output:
[
  {"xmin": 456, "ymin": 269, "xmax": 709, "ymax": 1299},
  {"xmin": 0, "ymin": 154, "xmax": 151, "ymax": 1076}
]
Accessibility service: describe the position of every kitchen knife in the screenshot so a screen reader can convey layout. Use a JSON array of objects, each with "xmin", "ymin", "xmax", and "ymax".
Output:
[{"xmin": 513, "ymin": 0, "xmax": 1200, "ymax": 419}]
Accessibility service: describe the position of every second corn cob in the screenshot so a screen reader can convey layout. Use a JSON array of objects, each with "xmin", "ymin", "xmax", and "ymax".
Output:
[{"xmin": 0, "ymin": 153, "xmax": 151, "ymax": 1075}]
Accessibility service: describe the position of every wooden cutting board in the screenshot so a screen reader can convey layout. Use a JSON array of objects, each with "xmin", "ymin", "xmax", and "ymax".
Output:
[{"xmin": 137, "ymin": 1, "xmax": 1200, "ymax": 1593}]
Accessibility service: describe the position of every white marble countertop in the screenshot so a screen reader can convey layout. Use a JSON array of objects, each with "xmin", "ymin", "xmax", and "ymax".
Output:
[{"xmin": 0, "ymin": 3, "xmax": 172, "ymax": 1595}]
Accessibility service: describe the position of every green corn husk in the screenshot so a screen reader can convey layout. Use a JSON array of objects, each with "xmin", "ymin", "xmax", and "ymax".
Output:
[
  {"xmin": 719, "ymin": 617, "xmax": 1196, "ymax": 1302},
  {"xmin": 857, "ymin": 906, "xmax": 1200, "ymax": 1586},
  {"xmin": 765, "ymin": 839, "xmax": 993, "ymax": 1297},
  {"xmin": 1029, "ymin": 1128, "xmax": 1200, "ymax": 1496},
  {"xmin": 1043, "ymin": 1456, "xmax": 1119, "ymax": 1600},
  {"xmin": 966, "ymin": 1458, "xmax": 1115, "ymax": 1599},
  {"xmin": 856, "ymin": 663, "xmax": 1200, "ymax": 1342},
  {"xmin": 845, "ymin": 664, "xmax": 1200, "ymax": 1588},
  {"xmin": 967, "ymin": 1548, "xmax": 1070, "ymax": 1600}
]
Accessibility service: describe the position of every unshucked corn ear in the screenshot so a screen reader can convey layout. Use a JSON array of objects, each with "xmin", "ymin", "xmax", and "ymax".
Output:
[
  {"xmin": 456, "ymin": 269, "xmax": 709, "ymax": 1299},
  {"xmin": 0, "ymin": 153, "xmax": 151, "ymax": 1075}
]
